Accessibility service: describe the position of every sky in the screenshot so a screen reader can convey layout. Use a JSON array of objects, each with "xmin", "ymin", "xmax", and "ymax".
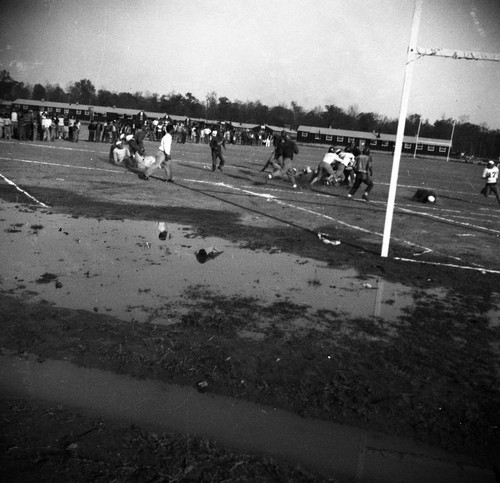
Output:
[{"xmin": 1, "ymin": 0, "xmax": 500, "ymax": 129}]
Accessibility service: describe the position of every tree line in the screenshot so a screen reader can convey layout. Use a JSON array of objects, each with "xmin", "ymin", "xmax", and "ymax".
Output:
[{"xmin": 1, "ymin": 70, "xmax": 498, "ymax": 159}]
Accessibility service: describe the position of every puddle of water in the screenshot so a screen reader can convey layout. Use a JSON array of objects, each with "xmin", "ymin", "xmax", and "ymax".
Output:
[
  {"xmin": 2, "ymin": 353, "xmax": 491, "ymax": 483},
  {"xmin": 0, "ymin": 202, "xmax": 442, "ymax": 324}
]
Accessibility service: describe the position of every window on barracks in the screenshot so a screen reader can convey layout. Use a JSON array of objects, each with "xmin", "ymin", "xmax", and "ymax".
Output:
[
  {"xmin": 370, "ymin": 140, "xmax": 377, "ymax": 146},
  {"xmin": 315, "ymin": 134, "xmax": 320, "ymax": 140},
  {"xmin": 439, "ymin": 147, "xmax": 447, "ymax": 153},
  {"xmin": 76, "ymin": 110, "xmax": 81, "ymax": 115},
  {"xmin": 337, "ymin": 136, "xmax": 344, "ymax": 142},
  {"xmin": 326, "ymin": 135, "xmax": 332, "ymax": 141},
  {"xmin": 56, "ymin": 109, "xmax": 60, "ymax": 113},
  {"xmin": 417, "ymin": 144, "xmax": 423, "ymax": 150},
  {"xmin": 382, "ymin": 141, "xmax": 389, "ymax": 147},
  {"xmin": 301, "ymin": 132, "xmax": 307, "ymax": 137},
  {"xmin": 404, "ymin": 143, "xmax": 411, "ymax": 149},
  {"xmin": 347, "ymin": 137, "xmax": 354, "ymax": 143},
  {"xmin": 428, "ymin": 146, "xmax": 435, "ymax": 152},
  {"xmin": 85, "ymin": 111, "xmax": 89, "ymax": 115}
]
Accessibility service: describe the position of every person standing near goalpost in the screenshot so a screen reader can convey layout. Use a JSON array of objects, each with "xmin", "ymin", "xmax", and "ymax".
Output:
[{"xmin": 480, "ymin": 160, "xmax": 500, "ymax": 206}]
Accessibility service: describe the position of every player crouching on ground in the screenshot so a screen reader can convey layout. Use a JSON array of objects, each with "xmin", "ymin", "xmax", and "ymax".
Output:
[
  {"xmin": 111, "ymin": 139, "xmax": 131, "ymax": 166},
  {"xmin": 310, "ymin": 147, "xmax": 342, "ymax": 186},
  {"xmin": 109, "ymin": 134, "xmax": 126, "ymax": 163},
  {"xmin": 481, "ymin": 160, "xmax": 500, "ymax": 205}
]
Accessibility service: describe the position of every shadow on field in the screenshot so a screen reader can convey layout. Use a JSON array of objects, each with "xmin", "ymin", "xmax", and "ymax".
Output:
[
  {"xmin": 224, "ymin": 170, "xmax": 254, "ymax": 182},
  {"xmin": 176, "ymin": 162, "xmax": 208, "ymax": 172},
  {"xmin": 169, "ymin": 179, "xmax": 372, "ymax": 253}
]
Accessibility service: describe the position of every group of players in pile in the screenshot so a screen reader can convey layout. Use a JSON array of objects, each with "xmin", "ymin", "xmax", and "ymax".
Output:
[
  {"xmin": 107, "ymin": 124, "xmax": 500, "ymax": 207},
  {"xmin": 108, "ymin": 125, "xmax": 375, "ymax": 200},
  {"xmin": 261, "ymin": 130, "xmax": 374, "ymax": 201}
]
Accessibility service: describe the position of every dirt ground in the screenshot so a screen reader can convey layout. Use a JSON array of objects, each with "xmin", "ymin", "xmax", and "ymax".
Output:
[
  {"xmin": 1, "ymin": 136, "xmax": 499, "ymax": 481},
  {"xmin": 1, "ymin": 396, "xmax": 338, "ymax": 483}
]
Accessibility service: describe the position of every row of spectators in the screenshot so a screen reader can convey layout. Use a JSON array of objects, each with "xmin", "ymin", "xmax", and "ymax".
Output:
[
  {"xmin": 0, "ymin": 109, "xmax": 81, "ymax": 142},
  {"xmin": 0, "ymin": 107, "xmax": 276, "ymax": 148}
]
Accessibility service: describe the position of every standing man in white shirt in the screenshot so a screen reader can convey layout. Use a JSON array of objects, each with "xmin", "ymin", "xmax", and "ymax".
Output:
[
  {"xmin": 10, "ymin": 109, "xmax": 18, "ymax": 139},
  {"xmin": 143, "ymin": 124, "xmax": 174, "ymax": 182}
]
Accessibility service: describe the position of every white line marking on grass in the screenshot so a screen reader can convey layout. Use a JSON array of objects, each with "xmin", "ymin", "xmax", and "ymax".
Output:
[
  {"xmin": 395, "ymin": 202, "xmax": 462, "ymax": 213},
  {"xmin": 394, "ymin": 204, "xmax": 500, "ymax": 235},
  {"xmin": 0, "ymin": 140, "xmax": 106, "ymax": 154},
  {"xmin": 376, "ymin": 181, "xmax": 482, "ymax": 198},
  {"xmin": 187, "ymin": 178, "xmax": 436, "ymax": 253},
  {"xmin": 189, "ymin": 178, "xmax": 494, "ymax": 268},
  {"xmin": 450, "ymin": 214, "xmax": 500, "ymax": 221},
  {"xmin": 270, "ymin": 185, "xmax": 500, "ymax": 236},
  {"xmin": 395, "ymin": 257, "xmax": 500, "ymax": 274},
  {"xmin": 0, "ymin": 172, "xmax": 49, "ymax": 207},
  {"xmin": 0, "ymin": 157, "xmax": 123, "ymax": 174},
  {"xmin": 187, "ymin": 179, "xmax": 278, "ymax": 200}
]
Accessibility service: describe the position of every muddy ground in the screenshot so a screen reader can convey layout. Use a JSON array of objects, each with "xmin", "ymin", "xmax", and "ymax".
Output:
[{"xmin": 0, "ymin": 137, "xmax": 500, "ymax": 481}]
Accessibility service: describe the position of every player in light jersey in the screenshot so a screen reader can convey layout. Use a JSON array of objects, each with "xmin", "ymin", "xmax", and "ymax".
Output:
[
  {"xmin": 481, "ymin": 160, "xmax": 500, "ymax": 205},
  {"xmin": 144, "ymin": 124, "xmax": 174, "ymax": 182},
  {"xmin": 333, "ymin": 150, "xmax": 355, "ymax": 185},
  {"xmin": 310, "ymin": 147, "xmax": 342, "ymax": 186}
]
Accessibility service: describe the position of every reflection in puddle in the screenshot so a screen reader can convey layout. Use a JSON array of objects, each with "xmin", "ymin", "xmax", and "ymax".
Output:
[
  {"xmin": 157, "ymin": 221, "xmax": 168, "ymax": 241},
  {"xmin": 195, "ymin": 247, "xmax": 223, "ymax": 264},
  {"xmin": 2, "ymin": 203, "xmax": 489, "ymax": 327}
]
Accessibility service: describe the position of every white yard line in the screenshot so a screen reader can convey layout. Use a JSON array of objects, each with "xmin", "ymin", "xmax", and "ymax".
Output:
[
  {"xmin": 392, "ymin": 205, "xmax": 500, "ymax": 235},
  {"xmin": 394, "ymin": 257, "xmax": 500, "ymax": 274},
  {"xmin": 0, "ymin": 140, "xmax": 106, "ymax": 154},
  {"xmin": 0, "ymin": 156, "xmax": 123, "ymax": 173},
  {"xmin": 188, "ymin": 178, "xmax": 492, "ymax": 269},
  {"xmin": 0, "ymin": 172, "xmax": 49, "ymax": 207},
  {"xmin": 187, "ymin": 178, "xmax": 435, "ymax": 252}
]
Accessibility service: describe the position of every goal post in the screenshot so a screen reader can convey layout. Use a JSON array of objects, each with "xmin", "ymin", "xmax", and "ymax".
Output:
[{"xmin": 380, "ymin": 0, "xmax": 500, "ymax": 258}]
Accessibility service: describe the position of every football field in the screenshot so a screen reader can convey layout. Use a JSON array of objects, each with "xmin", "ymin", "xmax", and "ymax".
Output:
[
  {"xmin": 1, "ymin": 133, "xmax": 499, "ymax": 475},
  {"xmin": 1, "ymin": 134, "xmax": 499, "ymax": 272}
]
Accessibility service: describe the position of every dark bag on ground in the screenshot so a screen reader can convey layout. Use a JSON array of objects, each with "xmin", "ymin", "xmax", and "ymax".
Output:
[{"xmin": 413, "ymin": 188, "xmax": 437, "ymax": 203}]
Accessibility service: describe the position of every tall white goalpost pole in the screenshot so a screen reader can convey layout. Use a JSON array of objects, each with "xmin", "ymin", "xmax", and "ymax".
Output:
[
  {"xmin": 413, "ymin": 116, "xmax": 422, "ymax": 159},
  {"xmin": 381, "ymin": 0, "xmax": 423, "ymax": 258},
  {"xmin": 446, "ymin": 120, "xmax": 456, "ymax": 162}
]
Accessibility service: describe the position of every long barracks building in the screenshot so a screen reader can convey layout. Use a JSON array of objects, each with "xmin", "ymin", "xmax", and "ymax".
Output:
[
  {"xmin": 5, "ymin": 99, "xmax": 298, "ymax": 137},
  {"xmin": 5, "ymin": 99, "xmax": 451, "ymax": 156},
  {"xmin": 297, "ymin": 125, "xmax": 452, "ymax": 157},
  {"xmin": 7, "ymin": 99, "xmax": 188, "ymax": 124}
]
